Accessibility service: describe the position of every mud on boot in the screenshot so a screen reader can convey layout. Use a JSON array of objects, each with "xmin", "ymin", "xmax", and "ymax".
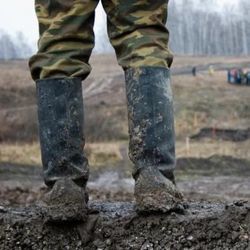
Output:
[
  {"xmin": 134, "ymin": 166, "xmax": 183, "ymax": 213},
  {"xmin": 36, "ymin": 78, "xmax": 89, "ymax": 222},
  {"xmin": 125, "ymin": 67, "xmax": 184, "ymax": 213},
  {"xmin": 42, "ymin": 178, "xmax": 88, "ymax": 223}
]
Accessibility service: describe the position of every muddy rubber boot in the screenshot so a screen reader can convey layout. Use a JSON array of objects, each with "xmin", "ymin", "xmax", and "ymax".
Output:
[
  {"xmin": 36, "ymin": 78, "xmax": 89, "ymax": 222},
  {"xmin": 125, "ymin": 67, "xmax": 183, "ymax": 213}
]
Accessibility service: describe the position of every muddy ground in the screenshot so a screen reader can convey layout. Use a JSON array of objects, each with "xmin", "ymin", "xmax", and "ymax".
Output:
[
  {"xmin": 1, "ymin": 201, "xmax": 250, "ymax": 249},
  {"xmin": 0, "ymin": 155, "xmax": 250, "ymax": 249},
  {"xmin": 0, "ymin": 55, "xmax": 250, "ymax": 249}
]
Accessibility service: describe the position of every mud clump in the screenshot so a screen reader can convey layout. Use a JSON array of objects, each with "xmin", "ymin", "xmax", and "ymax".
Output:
[{"xmin": 0, "ymin": 201, "xmax": 249, "ymax": 249}]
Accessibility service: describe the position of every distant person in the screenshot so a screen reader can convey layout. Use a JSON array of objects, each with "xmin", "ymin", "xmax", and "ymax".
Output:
[
  {"xmin": 192, "ymin": 67, "xmax": 197, "ymax": 76},
  {"xmin": 236, "ymin": 69, "xmax": 243, "ymax": 84},
  {"xmin": 208, "ymin": 65, "xmax": 214, "ymax": 76},
  {"xmin": 227, "ymin": 70, "xmax": 231, "ymax": 83},
  {"xmin": 247, "ymin": 72, "xmax": 250, "ymax": 85},
  {"xmin": 239, "ymin": 69, "xmax": 246, "ymax": 84},
  {"xmin": 29, "ymin": 0, "xmax": 183, "ymax": 222},
  {"xmin": 228, "ymin": 69, "xmax": 237, "ymax": 84},
  {"xmin": 232, "ymin": 69, "xmax": 238, "ymax": 84}
]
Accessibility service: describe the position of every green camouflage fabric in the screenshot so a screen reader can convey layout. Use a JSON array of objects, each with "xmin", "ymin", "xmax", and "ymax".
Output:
[{"xmin": 29, "ymin": 0, "xmax": 173, "ymax": 80}]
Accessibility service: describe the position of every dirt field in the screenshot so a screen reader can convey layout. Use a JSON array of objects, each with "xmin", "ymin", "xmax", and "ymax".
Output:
[{"xmin": 0, "ymin": 55, "xmax": 250, "ymax": 249}]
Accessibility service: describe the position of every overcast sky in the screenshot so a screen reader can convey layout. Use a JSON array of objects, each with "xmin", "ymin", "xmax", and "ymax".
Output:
[
  {"xmin": 0, "ymin": 0, "xmax": 105, "ymax": 46},
  {"xmin": 0, "ymin": 0, "xmax": 237, "ymax": 47},
  {"xmin": 0, "ymin": 1, "xmax": 38, "ymax": 44}
]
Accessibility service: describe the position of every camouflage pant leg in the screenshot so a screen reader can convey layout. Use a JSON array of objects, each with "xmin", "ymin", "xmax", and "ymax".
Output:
[
  {"xmin": 102, "ymin": 0, "xmax": 173, "ymax": 69},
  {"xmin": 29, "ymin": 0, "xmax": 99, "ymax": 81}
]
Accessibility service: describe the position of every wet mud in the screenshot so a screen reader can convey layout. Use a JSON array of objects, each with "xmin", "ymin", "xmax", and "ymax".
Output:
[
  {"xmin": 190, "ymin": 127, "xmax": 250, "ymax": 142},
  {"xmin": 0, "ymin": 201, "xmax": 249, "ymax": 249}
]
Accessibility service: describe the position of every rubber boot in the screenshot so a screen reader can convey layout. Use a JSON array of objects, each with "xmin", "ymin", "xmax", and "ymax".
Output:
[
  {"xmin": 36, "ymin": 77, "xmax": 89, "ymax": 222},
  {"xmin": 125, "ymin": 67, "xmax": 183, "ymax": 213}
]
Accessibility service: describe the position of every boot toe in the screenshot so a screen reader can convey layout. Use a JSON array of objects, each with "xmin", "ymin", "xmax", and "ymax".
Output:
[
  {"xmin": 42, "ymin": 178, "xmax": 88, "ymax": 223},
  {"xmin": 134, "ymin": 168, "xmax": 184, "ymax": 213}
]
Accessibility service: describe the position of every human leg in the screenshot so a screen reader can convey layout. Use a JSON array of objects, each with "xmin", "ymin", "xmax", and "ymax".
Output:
[
  {"xmin": 30, "ymin": 0, "xmax": 99, "ymax": 221},
  {"xmin": 103, "ymin": 0, "xmax": 183, "ymax": 212},
  {"xmin": 29, "ymin": 0, "xmax": 98, "ymax": 80}
]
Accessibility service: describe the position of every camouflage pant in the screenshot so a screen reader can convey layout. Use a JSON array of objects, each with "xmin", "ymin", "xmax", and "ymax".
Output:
[{"xmin": 29, "ymin": 0, "xmax": 173, "ymax": 80}]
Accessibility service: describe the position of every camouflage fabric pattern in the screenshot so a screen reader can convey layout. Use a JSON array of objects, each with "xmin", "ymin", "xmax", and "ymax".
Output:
[{"xmin": 29, "ymin": 0, "xmax": 173, "ymax": 80}]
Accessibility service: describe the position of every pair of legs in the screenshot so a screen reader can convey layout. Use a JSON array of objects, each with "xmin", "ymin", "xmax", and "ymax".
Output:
[
  {"xmin": 30, "ymin": 0, "xmax": 173, "ymax": 80},
  {"xmin": 30, "ymin": 0, "xmax": 182, "ymax": 222}
]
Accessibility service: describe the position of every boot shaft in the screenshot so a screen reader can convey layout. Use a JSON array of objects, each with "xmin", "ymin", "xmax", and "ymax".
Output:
[
  {"xmin": 36, "ymin": 78, "xmax": 89, "ymax": 187},
  {"xmin": 125, "ymin": 67, "xmax": 176, "ymax": 181}
]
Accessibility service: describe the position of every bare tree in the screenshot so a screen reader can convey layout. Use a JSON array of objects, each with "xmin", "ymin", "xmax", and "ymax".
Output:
[{"xmin": 0, "ymin": 30, "xmax": 33, "ymax": 59}]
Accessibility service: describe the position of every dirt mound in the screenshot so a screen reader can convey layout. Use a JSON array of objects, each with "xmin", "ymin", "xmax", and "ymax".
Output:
[
  {"xmin": 190, "ymin": 128, "xmax": 250, "ymax": 142},
  {"xmin": 0, "ymin": 201, "xmax": 249, "ymax": 249}
]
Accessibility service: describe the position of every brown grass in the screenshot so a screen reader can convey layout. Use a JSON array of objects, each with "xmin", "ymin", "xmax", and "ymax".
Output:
[
  {"xmin": 1, "ymin": 139, "xmax": 250, "ymax": 169},
  {"xmin": 0, "ymin": 55, "xmax": 250, "ymax": 167},
  {"xmin": 0, "ymin": 142, "xmax": 124, "ymax": 169}
]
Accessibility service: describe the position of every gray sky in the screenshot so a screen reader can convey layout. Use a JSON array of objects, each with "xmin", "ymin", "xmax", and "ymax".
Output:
[
  {"xmin": 0, "ymin": 1, "xmax": 38, "ymax": 44},
  {"xmin": 0, "ymin": 0, "xmax": 236, "ymax": 47}
]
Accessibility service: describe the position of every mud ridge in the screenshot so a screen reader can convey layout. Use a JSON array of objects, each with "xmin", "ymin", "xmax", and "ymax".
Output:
[
  {"xmin": 190, "ymin": 128, "xmax": 250, "ymax": 142},
  {"xmin": 0, "ymin": 201, "xmax": 249, "ymax": 249}
]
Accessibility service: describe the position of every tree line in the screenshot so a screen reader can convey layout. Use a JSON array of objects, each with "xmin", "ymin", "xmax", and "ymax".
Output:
[
  {"xmin": 0, "ymin": 0, "xmax": 249, "ymax": 59},
  {"xmin": 0, "ymin": 30, "xmax": 32, "ymax": 60},
  {"xmin": 168, "ymin": 0, "xmax": 250, "ymax": 55}
]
